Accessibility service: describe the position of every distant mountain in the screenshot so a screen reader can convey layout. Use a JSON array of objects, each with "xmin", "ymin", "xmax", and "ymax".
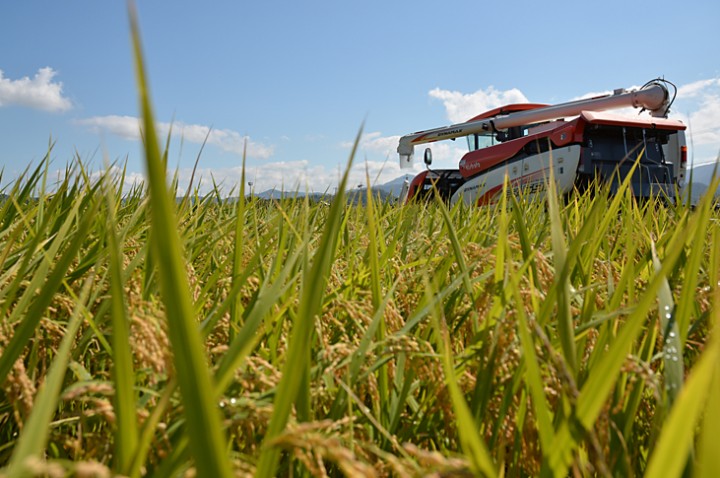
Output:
[
  {"xmin": 372, "ymin": 174, "xmax": 414, "ymax": 197},
  {"xmin": 683, "ymin": 161, "xmax": 720, "ymax": 205},
  {"xmin": 250, "ymin": 174, "xmax": 417, "ymax": 203},
  {"xmin": 254, "ymin": 189, "xmax": 331, "ymax": 201},
  {"xmin": 345, "ymin": 188, "xmax": 396, "ymax": 205}
]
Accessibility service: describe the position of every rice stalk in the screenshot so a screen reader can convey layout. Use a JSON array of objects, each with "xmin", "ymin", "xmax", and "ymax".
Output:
[{"xmin": 128, "ymin": 4, "xmax": 233, "ymax": 477}]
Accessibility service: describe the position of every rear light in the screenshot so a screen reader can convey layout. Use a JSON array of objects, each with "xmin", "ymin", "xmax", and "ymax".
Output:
[{"xmin": 680, "ymin": 145, "xmax": 688, "ymax": 164}]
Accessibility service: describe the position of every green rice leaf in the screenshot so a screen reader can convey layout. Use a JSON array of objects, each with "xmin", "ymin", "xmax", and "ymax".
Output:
[
  {"xmin": 546, "ymin": 162, "xmax": 577, "ymax": 374},
  {"xmin": 254, "ymin": 126, "xmax": 359, "ymax": 478},
  {"xmin": 214, "ymin": 250, "xmax": 301, "ymax": 393},
  {"xmin": 509, "ymin": 264, "xmax": 555, "ymax": 455},
  {"xmin": 128, "ymin": 5, "xmax": 232, "ymax": 477},
  {"xmin": 651, "ymin": 241, "xmax": 684, "ymax": 407},
  {"xmin": 129, "ymin": 379, "xmax": 178, "ymax": 478},
  {"xmin": 0, "ymin": 195, "xmax": 98, "ymax": 385},
  {"xmin": 5, "ymin": 275, "xmax": 94, "ymax": 473},
  {"xmin": 103, "ymin": 176, "xmax": 139, "ymax": 474},
  {"xmin": 644, "ymin": 327, "xmax": 719, "ymax": 478},
  {"xmin": 364, "ymin": 163, "xmax": 389, "ymax": 424},
  {"xmin": 697, "ymin": 293, "xmax": 720, "ymax": 478},
  {"xmin": 427, "ymin": 277, "xmax": 498, "ymax": 478},
  {"xmin": 230, "ymin": 140, "xmax": 248, "ymax": 339}
]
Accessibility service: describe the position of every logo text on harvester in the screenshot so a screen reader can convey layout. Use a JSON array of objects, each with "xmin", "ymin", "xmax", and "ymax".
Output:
[{"xmin": 437, "ymin": 129, "xmax": 462, "ymax": 137}]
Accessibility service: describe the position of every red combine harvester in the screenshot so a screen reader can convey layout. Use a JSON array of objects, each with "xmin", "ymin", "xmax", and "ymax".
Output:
[{"xmin": 397, "ymin": 79, "xmax": 687, "ymax": 205}]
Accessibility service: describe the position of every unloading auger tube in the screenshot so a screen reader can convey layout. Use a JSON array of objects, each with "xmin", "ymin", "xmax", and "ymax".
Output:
[{"xmin": 397, "ymin": 79, "xmax": 674, "ymax": 167}]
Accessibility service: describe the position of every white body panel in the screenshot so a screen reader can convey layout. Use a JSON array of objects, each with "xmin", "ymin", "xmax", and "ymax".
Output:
[
  {"xmin": 450, "ymin": 145, "xmax": 582, "ymax": 206},
  {"xmin": 663, "ymin": 130, "xmax": 687, "ymax": 186}
]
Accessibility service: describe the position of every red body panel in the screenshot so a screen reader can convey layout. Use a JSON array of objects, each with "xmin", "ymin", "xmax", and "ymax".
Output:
[
  {"xmin": 458, "ymin": 119, "xmax": 581, "ymax": 179},
  {"xmin": 457, "ymin": 111, "xmax": 686, "ymax": 180},
  {"xmin": 406, "ymin": 171, "xmax": 429, "ymax": 200}
]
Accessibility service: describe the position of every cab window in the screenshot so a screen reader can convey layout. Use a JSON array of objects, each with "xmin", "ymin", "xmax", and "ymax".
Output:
[{"xmin": 466, "ymin": 133, "xmax": 496, "ymax": 152}]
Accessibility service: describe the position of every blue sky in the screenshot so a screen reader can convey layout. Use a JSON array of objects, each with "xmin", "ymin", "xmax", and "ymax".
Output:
[{"xmin": 1, "ymin": 0, "xmax": 719, "ymax": 194}]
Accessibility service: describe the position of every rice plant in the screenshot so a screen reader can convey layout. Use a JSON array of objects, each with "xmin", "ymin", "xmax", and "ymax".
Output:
[{"xmin": 0, "ymin": 5, "xmax": 719, "ymax": 477}]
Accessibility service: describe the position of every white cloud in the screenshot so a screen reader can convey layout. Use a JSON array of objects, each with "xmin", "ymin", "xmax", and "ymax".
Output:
[
  {"xmin": 342, "ymin": 131, "xmax": 398, "ymax": 157},
  {"xmin": 168, "ymin": 123, "xmax": 274, "ymax": 159},
  {"xmin": 164, "ymin": 157, "xmax": 422, "ymax": 197},
  {"xmin": 0, "ymin": 67, "xmax": 72, "ymax": 112},
  {"xmin": 673, "ymin": 77, "xmax": 720, "ymax": 150},
  {"xmin": 687, "ymin": 94, "xmax": 720, "ymax": 146},
  {"xmin": 677, "ymin": 78, "xmax": 720, "ymax": 99},
  {"xmin": 76, "ymin": 115, "xmax": 274, "ymax": 159},
  {"xmin": 78, "ymin": 115, "xmax": 140, "ymax": 140},
  {"xmin": 429, "ymin": 86, "xmax": 529, "ymax": 123},
  {"xmin": 182, "ymin": 160, "xmax": 332, "ymax": 195},
  {"xmin": 342, "ymin": 131, "xmax": 466, "ymax": 175}
]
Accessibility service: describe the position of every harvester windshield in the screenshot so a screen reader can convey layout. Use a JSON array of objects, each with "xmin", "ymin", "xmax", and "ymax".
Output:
[{"xmin": 466, "ymin": 133, "xmax": 496, "ymax": 152}]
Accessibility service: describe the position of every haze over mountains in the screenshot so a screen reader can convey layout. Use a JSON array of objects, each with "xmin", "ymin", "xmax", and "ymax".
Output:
[{"xmin": 253, "ymin": 174, "xmax": 414, "ymax": 201}]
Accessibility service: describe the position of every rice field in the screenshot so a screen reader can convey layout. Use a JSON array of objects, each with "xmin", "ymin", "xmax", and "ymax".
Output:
[{"xmin": 1, "ymin": 9, "xmax": 720, "ymax": 478}]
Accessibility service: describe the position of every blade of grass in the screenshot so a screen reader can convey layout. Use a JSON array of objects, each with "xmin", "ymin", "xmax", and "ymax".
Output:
[
  {"xmin": 427, "ymin": 276, "xmax": 498, "ymax": 478},
  {"xmin": 431, "ymin": 179, "xmax": 478, "ymax": 331},
  {"xmin": 254, "ymin": 126, "xmax": 360, "ymax": 478},
  {"xmin": 128, "ymin": 379, "xmax": 178, "ymax": 478},
  {"xmin": 675, "ymin": 183, "xmax": 717, "ymax": 347},
  {"xmin": 651, "ymin": 241, "xmax": 684, "ymax": 408},
  {"xmin": 697, "ymin": 281, "xmax": 720, "ymax": 478},
  {"xmin": 0, "ymin": 176, "xmax": 72, "ymax": 320},
  {"xmin": 0, "ymin": 195, "xmax": 98, "ymax": 385},
  {"xmin": 546, "ymin": 162, "xmax": 577, "ymax": 374},
  {"xmin": 364, "ymin": 162, "xmax": 389, "ymax": 426},
  {"xmin": 644, "ymin": 319, "xmax": 719, "ymax": 478},
  {"xmin": 328, "ymin": 278, "xmax": 399, "ymax": 420},
  {"xmin": 509, "ymin": 259, "xmax": 555, "ymax": 455},
  {"xmin": 5, "ymin": 275, "xmax": 94, "ymax": 474},
  {"xmin": 214, "ymin": 248, "xmax": 301, "ymax": 393},
  {"xmin": 229, "ymin": 140, "xmax": 248, "ymax": 341},
  {"xmin": 103, "ymin": 174, "xmax": 139, "ymax": 474},
  {"xmin": 128, "ymin": 5, "xmax": 232, "ymax": 477},
  {"xmin": 549, "ymin": 188, "xmax": 704, "ymax": 475}
]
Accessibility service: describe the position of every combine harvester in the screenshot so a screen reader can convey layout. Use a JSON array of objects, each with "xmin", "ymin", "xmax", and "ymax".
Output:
[{"xmin": 398, "ymin": 79, "xmax": 687, "ymax": 205}]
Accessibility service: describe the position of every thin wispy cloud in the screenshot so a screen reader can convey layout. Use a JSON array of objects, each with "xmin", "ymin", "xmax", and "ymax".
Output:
[
  {"xmin": 676, "ymin": 77, "xmax": 720, "ymax": 150},
  {"xmin": 677, "ymin": 78, "xmax": 720, "ymax": 98},
  {"xmin": 77, "ymin": 115, "xmax": 140, "ymax": 140},
  {"xmin": 0, "ymin": 67, "xmax": 72, "ymax": 112},
  {"xmin": 77, "ymin": 115, "xmax": 275, "ymax": 159},
  {"xmin": 341, "ymin": 131, "xmax": 399, "ymax": 156},
  {"xmin": 687, "ymin": 94, "xmax": 720, "ymax": 146}
]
